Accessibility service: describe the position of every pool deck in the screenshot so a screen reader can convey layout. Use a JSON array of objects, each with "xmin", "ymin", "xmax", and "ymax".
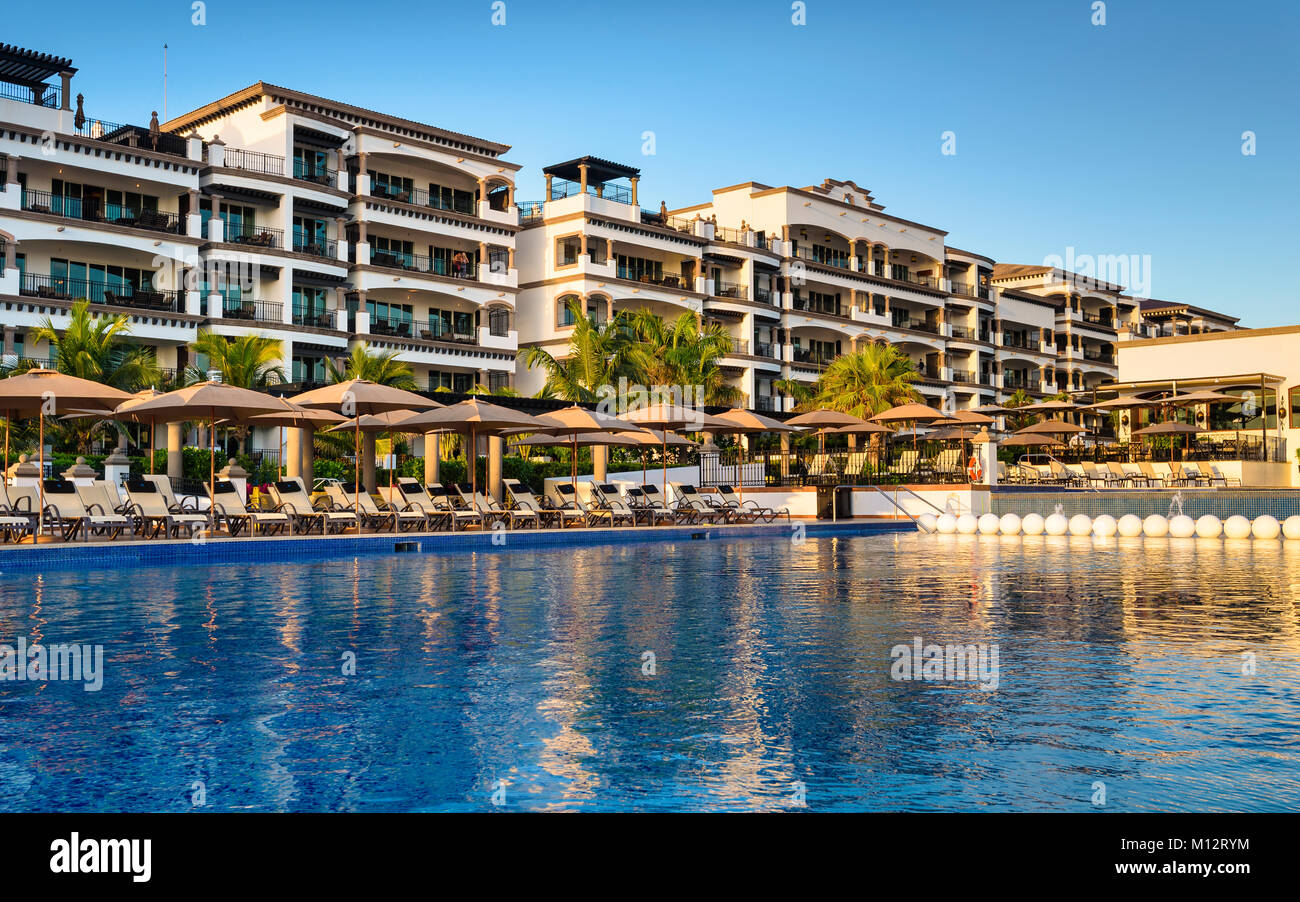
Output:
[{"xmin": 0, "ymin": 519, "xmax": 912, "ymax": 573}]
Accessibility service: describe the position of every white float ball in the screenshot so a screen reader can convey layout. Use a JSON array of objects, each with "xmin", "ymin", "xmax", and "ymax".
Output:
[
  {"xmin": 1092, "ymin": 514, "xmax": 1118, "ymax": 537},
  {"xmin": 1022, "ymin": 513, "xmax": 1045, "ymax": 536},
  {"xmin": 1044, "ymin": 513, "xmax": 1069, "ymax": 536},
  {"xmin": 936, "ymin": 513, "xmax": 958, "ymax": 534},
  {"xmin": 1068, "ymin": 514, "xmax": 1093, "ymax": 536},
  {"xmin": 956, "ymin": 513, "xmax": 979, "ymax": 535},
  {"xmin": 999, "ymin": 513, "xmax": 1023, "ymax": 536},
  {"xmin": 1117, "ymin": 514, "xmax": 1144, "ymax": 537},
  {"xmin": 1142, "ymin": 514, "xmax": 1169, "ymax": 538},
  {"xmin": 1283, "ymin": 516, "xmax": 1300, "ymax": 540},
  {"xmin": 1195, "ymin": 515, "xmax": 1223, "ymax": 539},
  {"xmin": 916, "ymin": 513, "xmax": 937, "ymax": 533},
  {"xmin": 1168, "ymin": 515, "xmax": 1196, "ymax": 538},
  {"xmin": 1252, "ymin": 515, "xmax": 1281, "ymax": 540},
  {"xmin": 977, "ymin": 513, "xmax": 1001, "ymax": 535},
  {"xmin": 1223, "ymin": 515, "xmax": 1252, "ymax": 539}
]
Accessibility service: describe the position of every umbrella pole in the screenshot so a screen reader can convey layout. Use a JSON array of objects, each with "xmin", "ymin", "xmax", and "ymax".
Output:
[
  {"xmin": 354, "ymin": 419, "xmax": 361, "ymax": 534},
  {"xmin": 4, "ymin": 410, "xmax": 9, "ymax": 479},
  {"xmin": 149, "ymin": 416, "xmax": 156, "ymax": 475},
  {"xmin": 661, "ymin": 436, "xmax": 667, "ymax": 501},
  {"xmin": 390, "ymin": 428, "xmax": 398, "ymax": 535},
  {"xmin": 37, "ymin": 414, "xmax": 44, "ymax": 541},
  {"xmin": 279, "ymin": 425, "xmax": 285, "ymax": 480},
  {"xmin": 209, "ymin": 410, "xmax": 216, "ymax": 534}
]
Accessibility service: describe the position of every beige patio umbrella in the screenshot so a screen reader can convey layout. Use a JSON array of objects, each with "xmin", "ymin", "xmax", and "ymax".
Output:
[
  {"xmin": 0, "ymin": 369, "xmax": 134, "ymax": 542},
  {"xmin": 1024, "ymin": 399, "xmax": 1080, "ymax": 412},
  {"xmin": 1001, "ymin": 433, "xmax": 1058, "ymax": 448},
  {"xmin": 617, "ymin": 428, "xmax": 697, "ymax": 485},
  {"xmin": 291, "ymin": 380, "xmax": 438, "ymax": 530},
  {"xmin": 1132, "ymin": 420, "xmax": 1203, "ymax": 462},
  {"xmin": 329, "ymin": 409, "xmax": 422, "ymax": 497},
  {"xmin": 712, "ymin": 408, "xmax": 798, "ymax": 502},
  {"xmin": 121, "ymin": 382, "xmax": 292, "ymax": 531},
  {"xmin": 398, "ymin": 399, "xmax": 542, "ymax": 500},
  {"xmin": 64, "ymin": 388, "xmax": 169, "ymax": 474},
  {"xmin": 1016, "ymin": 417, "xmax": 1087, "ymax": 436},
  {"xmin": 532, "ymin": 405, "xmax": 644, "ymax": 490},
  {"xmin": 245, "ymin": 402, "xmax": 347, "ymax": 479},
  {"xmin": 622, "ymin": 404, "xmax": 734, "ymax": 495},
  {"xmin": 947, "ymin": 409, "xmax": 997, "ymax": 427},
  {"xmin": 785, "ymin": 408, "xmax": 870, "ymax": 456},
  {"xmin": 871, "ymin": 401, "xmax": 953, "ymax": 471}
]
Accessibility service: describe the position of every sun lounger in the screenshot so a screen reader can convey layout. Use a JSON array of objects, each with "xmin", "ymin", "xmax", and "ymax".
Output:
[
  {"xmin": 469, "ymin": 485, "xmax": 540, "ymax": 529},
  {"xmin": 43, "ymin": 479, "xmax": 129, "ymax": 541},
  {"xmin": 554, "ymin": 483, "xmax": 617, "ymax": 527},
  {"xmin": 424, "ymin": 483, "xmax": 486, "ymax": 531},
  {"xmin": 639, "ymin": 485, "xmax": 693, "ymax": 522},
  {"xmin": 589, "ymin": 483, "xmax": 640, "ymax": 527},
  {"xmin": 0, "ymin": 483, "xmax": 38, "ymax": 542},
  {"xmin": 207, "ymin": 480, "xmax": 291, "ymax": 536},
  {"xmin": 714, "ymin": 485, "xmax": 789, "ymax": 522},
  {"xmin": 388, "ymin": 480, "xmax": 453, "ymax": 531},
  {"xmin": 624, "ymin": 487, "xmax": 684, "ymax": 525},
  {"xmin": 142, "ymin": 474, "xmax": 203, "ymax": 513},
  {"xmin": 123, "ymin": 476, "xmax": 208, "ymax": 538},
  {"xmin": 324, "ymin": 483, "xmax": 398, "ymax": 531},
  {"xmin": 268, "ymin": 478, "xmax": 355, "ymax": 534},
  {"xmin": 669, "ymin": 483, "xmax": 726, "ymax": 524},
  {"xmin": 503, "ymin": 478, "xmax": 582, "ymax": 529}
]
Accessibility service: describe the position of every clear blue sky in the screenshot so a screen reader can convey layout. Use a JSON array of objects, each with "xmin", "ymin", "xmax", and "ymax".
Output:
[{"xmin": 7, "ymin": 0, "xmax": 1297, "ymax": 324}]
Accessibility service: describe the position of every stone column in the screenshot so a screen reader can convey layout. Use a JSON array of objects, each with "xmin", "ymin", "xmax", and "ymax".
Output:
[
  {"xmin": 592, "ymin": 445, "xmax": 607, "ymax": 484},
  {"xmin": 4, "ymin": 154, "xmax": 17, "ymax": 187},
  {"xmin": 362, "ymin": 433, "xmax": 376, "ymax": 492},
  {"xmin": 302, "ymin": 427, "xmax": 315, "ymax": 488},
  {"xmin": 59, "ymin": 70, "xmax": 73, "ymax": 111},
  {"xmin": 544, "ymin": 173, "xmax": 553, "ymax": 200},
  {"xmin": 167, "ymin": 422, "xmax": 184, "ymax": 479},
  {"xmin": 629, "ymin": 177, "xmax": 638, "ymax": 206},
  {"xmin": 424, "ymin": 433, "xmax": 441, "ymax": 485},
  {"xmin": 488, "ymin": 436, "xmax": 504, "ymax": 503},
  {"xmin": 286, "ymin": 427, "xmax": 302, "ymax": 479},
  {"xmin": 578, "ymin": 163, "xmax": 588, "ymax": 194}
]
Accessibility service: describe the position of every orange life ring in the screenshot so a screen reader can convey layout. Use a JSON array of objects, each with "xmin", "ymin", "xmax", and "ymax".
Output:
[{"xmin": 967, "ymin": 456, "xmax": 983, "ymax": 482}]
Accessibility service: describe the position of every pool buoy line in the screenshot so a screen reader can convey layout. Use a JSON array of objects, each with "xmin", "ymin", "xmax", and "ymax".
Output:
[{"xmin": 917, "ymin": 510, "xmax": 1300, "ymax": 540}]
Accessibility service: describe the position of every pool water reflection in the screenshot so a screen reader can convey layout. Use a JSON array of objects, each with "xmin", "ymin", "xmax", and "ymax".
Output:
[{"xmin": 1, "ymin": 532, "xmax": 1298, "ymax": 811}]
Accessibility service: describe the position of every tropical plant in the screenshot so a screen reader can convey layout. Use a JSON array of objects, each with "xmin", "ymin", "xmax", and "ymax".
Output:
[
  {"xmin": 326, "ymin": 344, "xmax": 417, "ymax": 389},
  {"xmin": 627, "ymin": 310, "xmax": 743, "ymax": 406},
  {"xmin": 1003, "ymin": 389, "xmax": 1036, "ymax": 431},
  {"xmin": 807, "ymin": 343, "xmax": 921, "ymax": 419},
  {"xmin": 29, "ymin": 300, "xmax": 162, "ymax": 390},
  {"xmin": 23, "ymin": 300, "xmax": 164, "ymax": 453},
  {"xmin": 517, "ymin": 299, "xmax": 641, "ymax": 402},
  {"xmin": 185, "ymin": 332, "xmax": 286, "ymax": 388}
]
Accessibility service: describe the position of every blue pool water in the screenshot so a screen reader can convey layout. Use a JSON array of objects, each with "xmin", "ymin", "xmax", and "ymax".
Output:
[{"xmin": 2, "ymin": 531, "xmax": 1298, "ymax": 812}]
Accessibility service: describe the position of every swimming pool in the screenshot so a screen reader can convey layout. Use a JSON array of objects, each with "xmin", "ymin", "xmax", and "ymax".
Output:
[{"xmin": 2, "ymin": 530, "xmax": 1298, "ymax": 812}]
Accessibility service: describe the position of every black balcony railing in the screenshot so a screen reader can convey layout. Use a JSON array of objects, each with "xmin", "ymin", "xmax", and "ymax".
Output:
[
  {"xmin": 292, "ymin": 235, "xmax": 338, "ymax": 258},
  {"xmin": 950, "ymin": 371, "xmax": 978, "ymax": 384},
  {"xmin": 616, "ymin": 266, "xmax": 690, "ymax": 289},
  {"xmin": 712, "ymin": 281, "xmax": 746, "ymax": 299},
  {"xmin": 292, "ymin": 159, "xmax": 337, "ymax": 186},
  {"xmin": 754, "ymin": 396, "xmax": 778, "ymax": 412},
  {"xmin": 893, "ymin": 318, "xmax": 939, "ymax": 334},
  {"xmin": 791, "ymin": 348, "xmax": 833, "ymax": 368},
  {"xmin": 19, "ymin": 273, "xmax": 181, "ymax": 312},
  {"xmin": 0, "ymin": 80, "xmax": 60, "ymax": 107},
  {"xmin": 224, "ymin": 221, "xmax": 284, "ymax": 249},
  {"xmin": 791, "ymin": 246, "xmax": 851, "ymax": 270},
  {"xmin": 1081, "ymin": 311, "xmax": 1113, "ymax": 326},
  {"xmin": 1002, "ymin": 334, "xmax": 1038, "ymax": 350},
  {"xmin": 369, "ymin": 248, "xmax": 480, "ymax": 280},
  {"xmin": 74, "ymin": 119, "xmax": 188, "ymax": 157},
  {"xmin": 21, "ymin": 188, "xmax": 182, "ymax": 233},
  {"xmin": 222, "ymin": 297, "xmax": 283, "ymax": 323},
  {"xmin": 292, "ymin": 305, "xmax": 336, "ymax": 329},
  {"xmin": 753, "ymin": 287, "xmax": 773, "ymax": 304},
  {"xmin": 792, "ymin": 296, "xmax": 843, "ymax": 317},
  {"xmin": 517, "ymin": 200, "xmax": 544, "ymax": 224},
  {"xmin": 218, "ymin": 147, "xmax": 285, "ymax": 176},
  {"xmin": 950, "ymin": 282, "xmax": 977, "ymax": 297},
  {"xmin": 549, "ymin": 179, "xmax": 632, "ymax": 205},
  {"xmin": 753, "ymin": 342, "xmax": 775, "ymax": 359}
]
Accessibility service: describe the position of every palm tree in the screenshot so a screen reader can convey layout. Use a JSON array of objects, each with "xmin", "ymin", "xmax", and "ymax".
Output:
[
  {"xmin": 326, "ymin": 344, "xmax": 417, "ymax": 390},
  {"xmin": 1003, "ymin": 389, "xmax": 1036, "ymax": 431},
  {"xmin": 809, "ymin": 343, "xmax": 921, "ymax": 419},
  {"xmin": 29, "ymin": 300, "xmax": 162, "ymax": 389},
  {"xmin": 25, "ymin": 300, "xmax": 163, "ymax": 453},
  {"xmin": 186, "ymin": 332, "xmax": 286, "ymax": 388},
  {"xmin": 628, "ymin": 310, "xmax": 743, "ymax": 407},
  {"xmin": 183, "ymin": 332, "xmax": 286, "ymax": 455},
  {"xmin": 517, "ymin": 298, "xmax": 641, "ymax": 402}
]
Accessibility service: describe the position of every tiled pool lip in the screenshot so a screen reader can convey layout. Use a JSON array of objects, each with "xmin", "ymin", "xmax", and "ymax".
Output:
[{"xmin": 0, "ymin": 519, "xmax": 911, "ymax": 573}]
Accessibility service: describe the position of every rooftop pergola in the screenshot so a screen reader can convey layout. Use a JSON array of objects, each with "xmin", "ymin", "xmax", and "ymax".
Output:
[
  {"xmin": 0, "ymin": 43, "xmax": 76, "ymax": 109},
  {"xmin": 542, "ymin": 156, "xmax": 641, "ymax": 205}
]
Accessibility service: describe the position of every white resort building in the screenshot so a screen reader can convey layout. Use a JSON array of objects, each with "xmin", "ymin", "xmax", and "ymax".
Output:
[{"xmin": 0, "ymin": 44, "xmax": 520, "ymax": 399}]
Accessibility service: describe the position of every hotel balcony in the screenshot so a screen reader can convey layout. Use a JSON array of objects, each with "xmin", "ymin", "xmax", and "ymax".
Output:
[
  {"xmin": 367, "ymin": 247, "xmax": 482, "ymax": 282},
  {"xmin": 213, "ymin": 146, "xmax": 286, "ymax": 177},
  {"xmin": 19, "ymin": 272, "xmax": 183, "ymax": 313},
  {"xmin": 71, "ymin": 117, "xmax": 189, "ymax": 158},
  {"xmin": 223, "ymin": 221, "xmax": 285, "ymax": 250},
  {"xmin": 292, "ymin": 233, "xmax": 338, "ymax": 259},
  {"xmin": 292, "ymin": 304, "xmax": 338, "ymax": 330},
  {"xmin": 292, "ymin": 157, "xmax": 338, "ymax": 188},
  {"xmin": 0, "ymin": 79, "xmax": 61, "ymax": 109},
  {"xmin": 220, "ymin": 297, "xmax": 284, "ymax": 325},
  {"xmin": 19, "ymin": 189, "xmax": 184, "ymax": 234},
  {"xmin": 754, "ymin": 395, "xmax": 778, "ymax": 413}
]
